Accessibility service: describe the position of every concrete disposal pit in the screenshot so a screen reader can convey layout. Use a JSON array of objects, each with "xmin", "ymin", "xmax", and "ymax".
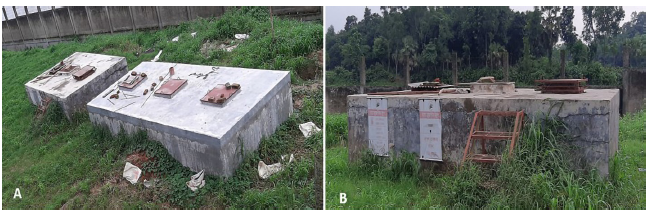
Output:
[
  {"xmin": 347, "ymin": 89, "xmax": 619, "ymax": 176},
  {"xmin": 87, "ymin": 62, "xmax": 293, "ymax": 177},
  {"xmin": 25, "ymin": 52, "xmax": 128, "ymax": 120}
]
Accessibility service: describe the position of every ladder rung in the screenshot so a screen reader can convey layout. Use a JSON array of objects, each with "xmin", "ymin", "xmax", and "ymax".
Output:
[
  {"xmin": 467, "ymin": 154, "xmax": 502, "ymax": 163},
  {"xmin": 476, "ymin": 111, "xmax": 520, "ymax": 116},
  {"xmin": 471, "ymin": 131, "xmax": 515, "ymax": 140}
]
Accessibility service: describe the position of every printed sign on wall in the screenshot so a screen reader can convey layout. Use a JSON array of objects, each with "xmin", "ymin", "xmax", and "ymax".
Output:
[
  {"xmin": 368, "ymin": 97, "xmax": 389, "ymax": 156},
  {"xmin": 419, "ymin": 98, "xmax": 442, "ymax": 161}
]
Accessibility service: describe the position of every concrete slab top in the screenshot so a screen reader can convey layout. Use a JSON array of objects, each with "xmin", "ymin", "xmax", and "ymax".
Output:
[
  {"xmin": 358, "ymin": 88, "xmax": 619, "ymax": 101},
  {"xmin": 25, "ymin": 52, "xmax": 126, "ymax": 98},
  {"xmin": 87, "ymin": 62, "xmax": 290, "ymax": 140}
]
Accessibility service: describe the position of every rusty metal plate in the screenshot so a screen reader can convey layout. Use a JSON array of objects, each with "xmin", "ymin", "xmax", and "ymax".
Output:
[
  {"xmin": 535, "ymin": 78, "xmax": 587, "ymax": 94},
  {"xmin": 200, "ymin": 84, "xmax": 241, "ymax": 105},
  {"xmin": 119, "ymin": 75, "xmax": 145, "ymax": 89},
  {"xmin": 72, "ymin": 66, "xmax": 96, "ymax": 81},
  {"xmin": 154, "ymin": 79, "xmax": 188, "ymax": 98}
]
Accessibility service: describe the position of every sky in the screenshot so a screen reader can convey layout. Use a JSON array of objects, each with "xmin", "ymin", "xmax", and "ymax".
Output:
[{"xmin": 325, "ymin": 6, "xmax": 646, "ymax": 37}]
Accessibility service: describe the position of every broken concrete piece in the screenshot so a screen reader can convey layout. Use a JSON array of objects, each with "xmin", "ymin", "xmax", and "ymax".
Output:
[
  {"xmin": 151, "ymin": 50, "xmax": 162, "ymax": 62},
  {"xmin": 439, "ymin": 88, "xmax": 469, "ymax": 94},
  {"xmin": 258, "ymin": 161, "xmax": 283, "ymax": 179},
  {"xmin": 299, "ymin": 122, "xmax": 321, "ymax": 138},
  {"xmin": 123, "ymin": 162, "xmax": 142, "ymax": 184},
  {"xmin": 477, "ymin": 76, "xmax": 496, "ymax": 83},
  {"xmin": 186, "ymin": 170, "xmax": 206, "ymax": 191},
  {"xmin": 235, "ymin": 34, "xmax": 249, "ymax": 40}
]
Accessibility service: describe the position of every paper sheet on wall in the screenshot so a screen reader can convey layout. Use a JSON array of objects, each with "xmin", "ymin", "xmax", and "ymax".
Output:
[
  {"xmin": 419, "ymin": 98, "xmax": 442, "ymax": 161},
  {"xmin": 368, "ymin": 97, "xmax": 389, "ymax": 156}
]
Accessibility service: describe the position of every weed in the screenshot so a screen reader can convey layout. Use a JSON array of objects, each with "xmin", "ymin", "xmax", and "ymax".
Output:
[
  {"xmin": 326, "ymin": 111, "xmax": 646, "ymax": 209},
  {"xmin": 325, "ymin": 113, "xmax": 348, "ymax": 147}
]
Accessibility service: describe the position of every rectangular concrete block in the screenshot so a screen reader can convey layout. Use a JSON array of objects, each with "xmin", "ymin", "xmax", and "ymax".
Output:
[
  {"xmin": 25, "ymin": 52, "xmax": 128, "ymax": 120},
  {"xmin": 347, "ymin": 89, "xmax": 620, "ymax": 176},
  {"xmin": 470, "ymin": 82, "xmax": 515, "ymax": 94},
  {"xmin": 87, "ymin": 62, "xmax": 293, "ymax": 177}
]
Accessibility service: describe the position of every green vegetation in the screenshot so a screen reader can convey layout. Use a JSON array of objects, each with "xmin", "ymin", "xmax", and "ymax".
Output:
[
  {"xmin": 2, "ymin": 7, "xmax": 323, "ymax": 209},
  {"xmin": 325, "ymin": 111, "xmax": 646, "ymax": 209},
  {"xmin": 326, "ymin": 7, "xmax": 646, "ymax": 87}
]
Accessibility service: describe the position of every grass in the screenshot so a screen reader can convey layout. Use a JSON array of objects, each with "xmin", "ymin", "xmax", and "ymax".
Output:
[
  {"xmin": 325, "ymin": 111, "xmax": 646, "ymax": 209},
  {"xmin": 2, "ymin": 6, "xmax": 323, "ymax": 209}
]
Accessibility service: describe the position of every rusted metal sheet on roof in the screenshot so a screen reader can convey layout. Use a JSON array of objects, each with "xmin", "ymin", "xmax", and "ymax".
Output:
[
  {"xmin": 368, "ymin": 90, "xmax": 440, "ymax": 95},
  {"xmin": 154, "ymin": 79, "xmax": 188, "ymax": 98},
  {"xmin": 200, "ymin": 83, "xmax": 241, "ymax": 105},
  {"xmin": 535, "ymin": 78, "xmax": 587, "ymax": 94},
  {"xmin": 72, "ymin": 66, "xmax": 96, "ymax": 81}
]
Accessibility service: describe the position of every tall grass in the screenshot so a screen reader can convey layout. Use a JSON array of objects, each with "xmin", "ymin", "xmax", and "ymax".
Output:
[
  {"xmin": 326, "ymin": 112, "xmax": 644, "ymax": 209},
  {"xmin": 325, "ymin": 113, "xmax": 348, "ymax": 147}
]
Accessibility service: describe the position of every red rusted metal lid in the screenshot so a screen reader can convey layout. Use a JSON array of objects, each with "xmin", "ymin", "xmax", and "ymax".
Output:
[
  {"xmin": 72, "ymin": 66, "xmax": 96, "ymax": 81},
  {"xmin": 155, "ymin": 79, "xmax": 188, "ymax": 96},
  {"xmin": 200, "ymin": 83, "xmax": 241, "ymax": 105}
]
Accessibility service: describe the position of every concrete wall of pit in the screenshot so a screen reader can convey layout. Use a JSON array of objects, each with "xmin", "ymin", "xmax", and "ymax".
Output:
[{"xmin": 347, "ymin": 89, "xmax": 619, "ymax": 176}]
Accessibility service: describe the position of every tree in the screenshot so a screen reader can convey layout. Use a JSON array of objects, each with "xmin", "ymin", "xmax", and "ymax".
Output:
[
  {"xmin": 540, "ymin": 6, "xmax": 561, "ymax": 63},
  {"xmin": 582, "ymin": 6, "xmax": 625, "ymax": 42},
  {"xmin": 560, "ymin": 6, "xmax": 577, "ymax": 48},
  {"xmin": 373, "ymin": 36, "xmax": 390, "ymax": 69},
  {"xmin": 400, "ymin": 36, "xmax": 418, "ymax": 84},
  {"xmin": 344, "ymin": 15, "xmax": 358, "ymax": 31}
]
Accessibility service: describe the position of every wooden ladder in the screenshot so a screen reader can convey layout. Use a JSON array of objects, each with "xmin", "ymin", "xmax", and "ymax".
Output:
[{"xmin": 461, "ymin": 110, "xmax": 524, "ymax": 165}]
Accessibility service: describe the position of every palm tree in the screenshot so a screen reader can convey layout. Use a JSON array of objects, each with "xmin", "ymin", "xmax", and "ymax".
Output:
[{"xmin": 400, "ymin": 36, "xmax": 418, "ymax": 84}]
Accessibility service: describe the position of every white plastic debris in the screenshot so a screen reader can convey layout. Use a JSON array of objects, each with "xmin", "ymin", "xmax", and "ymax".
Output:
[
  {"xmin": 186, "ymin": 170, "xmax": 206, "ymax": 191},
  {"xmin": 122, "ymin": 162, "xmax": 142, "ymax": 184},
  {"xmin": 299, "ymin": 122, "xmax": 321, "ymax": 138},
  {"xmin": 235, "ymin": 34, "xmax": 249, "ymax": 40},
  {"xmin": 258, "ymin": 161, "xmax": 283, "ymax": 179},
  {"xmin": 171, "ymin": 36, "xmax": 179, "ymax": 42},
  {"xmin": 639, "ymin": 168, "xmax": 646, "ymax": 172},
  {"xmin": 151, "ymin": 50, "xmax": 162, "ymax": 62},
  {"xmin": 281, "ymin": 154, "xmax": 295, "ymax": 163},
  {"xmin": 226, "ymin": 44, "xmax": 238, "ymax": 52},
  {"xmin": 191, "ymin": 32, "xmax": 197, "ymax": 38}
]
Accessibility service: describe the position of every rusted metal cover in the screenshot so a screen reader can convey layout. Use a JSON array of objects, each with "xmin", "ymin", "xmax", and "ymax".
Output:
[
  {"xmin": 535, "ymin": 78, "xmax": 587, "ymax": 94},
  {"xmin": 119, "ymin": 74, "xmax": 145, "ymax": 89},
  {"xmin": 154, "ymin": 79, "xmax": 188, "ymax": 98},
  {"xmin": 72, "ymin": 66, "xmax": 96, "ymax": 81},
  {"xmin": 200, "ymin": 83, "xmax": 241, "ymax": 105}
]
